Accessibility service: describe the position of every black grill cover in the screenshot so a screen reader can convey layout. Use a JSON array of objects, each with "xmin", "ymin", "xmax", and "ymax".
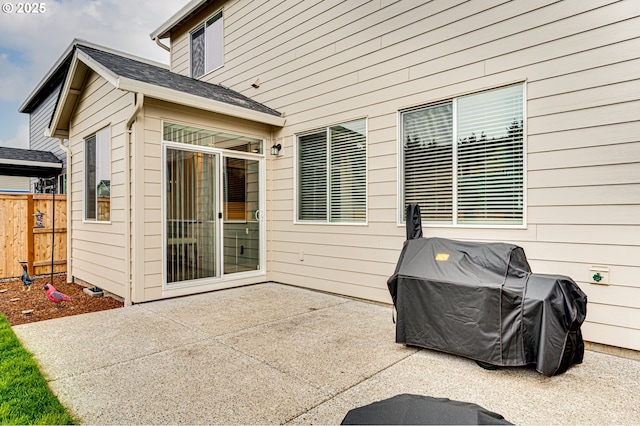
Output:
[
  {"xmin": 341, "ymin": 394, "xmax": 512, "ymax": 425},
  {"xmin": 406, "ymin": 203, "xmax": 423, "ymax": 240},
  {"xmin": 387, "ymin": 237, "xmax": 587, "ymax": 376}
]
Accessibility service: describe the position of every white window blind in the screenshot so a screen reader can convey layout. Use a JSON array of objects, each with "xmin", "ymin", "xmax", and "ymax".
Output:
[
  {"xmin": 205, "ymin": 12, "xmax": 223, "ymax": 73},
  {"xmin": 457, "ymin": 84, "xmax": 524, "ymax": 224},
  {"xmin": 402, "ymin": 84, "xmax": 524, "ymax": 226},
  {"xmin": 298, "ymin": 119, "xmax": 367, "ymax": 223},
  {"xmin": 403, "ymin": 103, "xmax": 453, "ymax": 223},
  {"xmin": 298, "ymin": 131, "xmax": 327, "ymax": 221},
  {"xmin": 330, "ymin": 120, "xmax": 367, "ymax": 222}
]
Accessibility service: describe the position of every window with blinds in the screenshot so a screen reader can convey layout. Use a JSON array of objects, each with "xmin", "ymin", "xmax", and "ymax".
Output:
[
  {"xmin": 402, "ymin": 83, "xmax": 524, "ymax": 226},
  {"xmin": 191, "ymin": 10, "xmax": 223, "ymax": 78},
  {"xmin": 297, "ymin": 119, "xmax": 367, "ymax": 223}
]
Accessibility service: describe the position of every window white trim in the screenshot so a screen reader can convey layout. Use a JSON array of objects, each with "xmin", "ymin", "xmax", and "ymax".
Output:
[
  {"xmin": 398, "ymin": 83, "xmax": 527, "ymax": 229},
  {"xmin": 294, "ymin": 118, "xmax": 368, "ymax": 225},
  {"xmin": 190, "ymin": 9, "xmax": 224, "ymax": 79},
  {"xmin": 83, "ymin": 125, "xmax": 111, "ymax": 223}
]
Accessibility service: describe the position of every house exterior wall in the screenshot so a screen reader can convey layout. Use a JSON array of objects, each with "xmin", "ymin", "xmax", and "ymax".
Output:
[
  {"xmin": 0, "ymin": 175, "xmax": 30, "ymax": 192},
  {"xmin": 67, "ymin": 70, "xmax": 133, "ymax": 298},
  {"xmin": 166, "ymin": 0, "xmax": 640, "ymax": 350},
  {"xmin": 28, "ymin": 82, "xmax": 67, "ymax": 192},
  {"xmin": 137, "ymin": 98, "xmax": 273, "ymax": 302}
]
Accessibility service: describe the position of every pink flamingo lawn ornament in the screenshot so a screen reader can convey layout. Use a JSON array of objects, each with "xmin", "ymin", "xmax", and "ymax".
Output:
[{"xmin": 44, "ymin": 284, "xmax": 71, "ymax": 308}]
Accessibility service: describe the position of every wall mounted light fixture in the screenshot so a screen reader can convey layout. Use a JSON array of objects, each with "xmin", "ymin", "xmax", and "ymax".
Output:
[{"xmin": 270, "ymin": 143, "xmax": 282, "ymax": 156}]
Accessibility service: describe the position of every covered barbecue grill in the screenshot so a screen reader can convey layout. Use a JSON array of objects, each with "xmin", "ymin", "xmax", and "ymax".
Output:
[{"xmin": 387, "ymin": 204, "xmax": 587, "ymax": 376}]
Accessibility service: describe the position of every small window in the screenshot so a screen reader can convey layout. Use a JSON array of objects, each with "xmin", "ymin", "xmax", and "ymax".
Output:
[
  {"xmin": 191, "ymin": 11, "xmax": 223, "ymax": 78},
  {"xmin": 401, "ymin": 84, "xmax": 524, "ymax": 226},
  {"xmin": 296, "ymin": 119, "xmax": 367, "ymax": 223},
  {"xmin": 58, "ymin": 174, "xmax": 67, "ymax": 195},
  {"xmin": 85, "ymin": 127, "xmax": 110, "ymax": 221}
]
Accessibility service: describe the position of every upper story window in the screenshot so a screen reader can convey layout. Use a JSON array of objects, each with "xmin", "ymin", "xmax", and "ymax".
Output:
[
  {"xmin": 296, "ymin": 119, "xmax": 367, "ymax": 224},
  {"xmin": 191, "ymin": 10, "xmax": 223, "ymax": 78},
  {"xmin": 85, "ymin": 126, "xmax": 111, "ymax": 222},
  {"xmin": 401, "ymin": 83, "xmax": 525, "ymax": 226}
]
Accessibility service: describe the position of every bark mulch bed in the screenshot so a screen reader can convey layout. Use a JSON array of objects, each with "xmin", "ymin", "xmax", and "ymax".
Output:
[{"xmin": 0, "ymin": 274, "xmax": 123, "ymax": 326}]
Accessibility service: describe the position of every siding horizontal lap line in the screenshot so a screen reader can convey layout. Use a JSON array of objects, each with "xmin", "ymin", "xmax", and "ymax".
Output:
[
  {"xmin": 527, "ymin": 60, "xmax": 640, "ymax": 100},
  {"xmin": 268, "ymin": 266, "xmax": 392, "ymax": 291},
  {"xmin": 528, "ymin": 100, "xmax": 640, "ymax": 135},
  {"xmin": 235, "ymin": 1, "xmax": 626, "ymax": 104}
]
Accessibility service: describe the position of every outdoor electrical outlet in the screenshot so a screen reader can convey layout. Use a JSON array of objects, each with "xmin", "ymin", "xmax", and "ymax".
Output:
[{"xmin": 590, "ymin": 266, "xmax": 610, "ymax": 285}]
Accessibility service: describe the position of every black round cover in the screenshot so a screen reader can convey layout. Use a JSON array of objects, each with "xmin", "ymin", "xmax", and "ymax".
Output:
[{"xmin": 341, "ymin": 394, "xmax": 512, "ymax": 425}]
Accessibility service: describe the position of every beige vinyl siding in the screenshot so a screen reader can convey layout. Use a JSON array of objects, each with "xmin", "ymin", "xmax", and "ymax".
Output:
[
  {"xmin": 139, "ymin": 98, "xmax": 272, "ymax": 301},
  {"xmin": 170, "ymin": 34, "xmax": 190, "ymax": 74},
  {"xmin": 170, "ymin": 30, "xmax": 190, "ymax": 76},
  {"xmin": 68, "ymin": 71, "xmax": 133, "ymax": 297},
  {"xmin": 167, "ymin": 0, "xmax": 640, "ymax": 350},
  {"xmin": 0, "ymin": 175, "xmax": 30, "ymax": 192}
]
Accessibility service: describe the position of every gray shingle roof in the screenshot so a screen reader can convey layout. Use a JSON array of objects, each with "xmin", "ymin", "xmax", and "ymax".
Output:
[
  {"xmin": 0, "ymin": 146, "xmax": 63, "ymax": 178},
  {"xmin": 77, "ymin": 45, "xmax": 282, "ymax": 118}
]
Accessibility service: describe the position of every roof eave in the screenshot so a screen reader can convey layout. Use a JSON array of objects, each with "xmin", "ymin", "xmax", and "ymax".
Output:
[
  {"xmin": 150, "ymin": 0, "xmax": 209, "ymax": 41},
  {"xmin": 47, "ymin": 46, "xmax": 285, "ymax": 138},
  {"xmin": 117, "ymin": 77, "xmax": 286, "ymax": 127},
  {"xmin": 0, "ymin": 158, "xmax": 62, "ymax": 169},
  {"xmin": 46, "ymin": 50, "xmax": 81, "ymax": 139},
  {"xmin": 19, "ymin": 39, "xmax": 77, "ymax": 113},
  {"xmin": 21, "ymin": 39, "xmax": 170, "ymax": 114}
]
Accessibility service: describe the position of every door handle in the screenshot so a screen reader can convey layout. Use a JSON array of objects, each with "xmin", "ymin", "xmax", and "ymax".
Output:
[{"xmin": 254, "ymin": 209, "xmax": 261, "ymax": 221}]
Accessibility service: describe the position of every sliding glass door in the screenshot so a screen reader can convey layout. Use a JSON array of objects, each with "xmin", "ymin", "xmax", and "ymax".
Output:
[
  {"xmin": 163, "ymin": 123, "xmax": 265, "ymax": 287},
  {"xmin": 223, "ymin": 156, "xmax": 260, "ymax": 274},
  {"xmin": 165, "ymin": 148, "xmax": 219, "ymax": 284}
]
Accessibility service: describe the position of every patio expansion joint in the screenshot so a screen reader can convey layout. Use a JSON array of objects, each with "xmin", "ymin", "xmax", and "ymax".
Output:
[
  {"xmin": 137, "ymin": 303, "xmax": 223, "ymax": 338},
  {"xmin": 207, "ymin": 299, "xmax": 352, "ymax": 339},
  {"xmin": 201, "ymin": 302, "xmax": 364, "ymax": 391},
  {"xmin": 137, "ymin": 294, "xmax": 352, "ymax": 340},
  {"xmin": 43, "ymin": 336, "xmax": 216, "ymax": 385},
  {"xmin": 283, "ymin": 347, "xmax": 422, "ymax": 424}
]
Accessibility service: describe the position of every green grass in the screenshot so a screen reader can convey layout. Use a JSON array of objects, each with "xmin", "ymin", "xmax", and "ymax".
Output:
[{"xmin": 0, "ymin": 313, "xmax": 76, "ymax": 425}]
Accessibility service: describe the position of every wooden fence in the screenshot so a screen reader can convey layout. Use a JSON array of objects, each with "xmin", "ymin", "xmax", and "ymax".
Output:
[{"xmin": 0, "ymin": 193, "xmax": 67, "ymax": 279}]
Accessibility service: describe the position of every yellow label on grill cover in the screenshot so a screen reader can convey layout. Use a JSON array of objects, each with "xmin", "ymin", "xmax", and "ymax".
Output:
[{"xmin": 435, "ymin": 253, "xmax": 450, "ymax": 261}]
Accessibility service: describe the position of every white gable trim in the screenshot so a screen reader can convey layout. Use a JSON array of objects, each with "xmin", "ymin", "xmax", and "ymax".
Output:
[
  {"xmin": 47, "ymin": 49, "xmax": 285, "ymax": 138},
  {"xmin": 20, "ymin": 39, "xmax": 168, "ymax": 113}
]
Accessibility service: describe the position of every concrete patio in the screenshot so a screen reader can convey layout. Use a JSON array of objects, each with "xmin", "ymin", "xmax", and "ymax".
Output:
[{"xmin": 13, "ymin": 283, "xmax": 640, "ymax": 425}]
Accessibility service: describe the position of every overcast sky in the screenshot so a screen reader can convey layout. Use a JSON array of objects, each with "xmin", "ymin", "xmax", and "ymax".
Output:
[{"xmin": 0, "ymin": 0, "xmax": 189, "ymax": 149}]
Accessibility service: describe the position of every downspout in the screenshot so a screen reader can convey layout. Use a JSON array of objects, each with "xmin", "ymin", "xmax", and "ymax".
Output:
[
  {"xmin": 154, "ymin": 37, "xmax": 170, "ymax": 52},
  {"xmin": 125, "ymin": 93, "xmax": 144, "ymax": 306},
  {"xmin": 58, "ymin": 138, "xmax": 72, "ymax": 283}
]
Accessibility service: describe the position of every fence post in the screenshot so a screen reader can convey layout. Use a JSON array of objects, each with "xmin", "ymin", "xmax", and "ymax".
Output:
[{"xmin": 26, "ymin": 194, "xmax": 34, "ymax": 275}]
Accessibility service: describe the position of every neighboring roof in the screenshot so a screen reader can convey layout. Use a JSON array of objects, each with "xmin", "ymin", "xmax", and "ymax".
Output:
[
  {"xmin": 47, "ymin": 43, "xmax": 284, "ymax": 138},
  {"xmin": 150, "ymin": 0, "xmax": 210, "ymax": 40},
  {"xmin": 0, "ymin": 146, "xmax": 63, "ymax": 178},
  {"xmin": 20, "ymin": 39, "xmax": 168, "ymax": 114}
]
